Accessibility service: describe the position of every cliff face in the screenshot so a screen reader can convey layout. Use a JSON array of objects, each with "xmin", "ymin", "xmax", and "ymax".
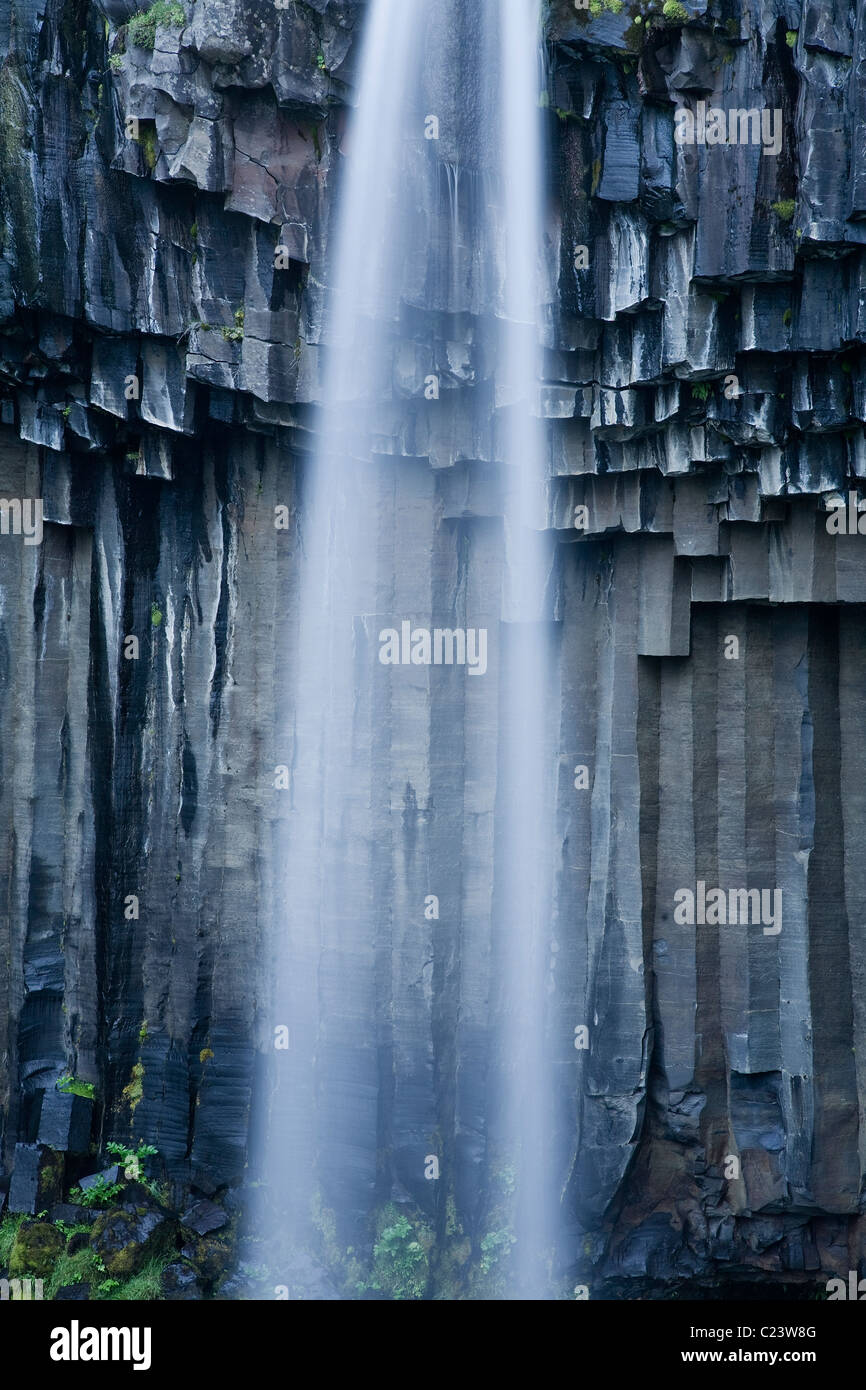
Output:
[{"xmin": 1, "ymin": 0, "xmax": 866, "ymax": 1298}]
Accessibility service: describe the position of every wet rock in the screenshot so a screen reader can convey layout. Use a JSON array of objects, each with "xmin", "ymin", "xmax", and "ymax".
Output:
[
  {"xmin": 37, "ymin": 1091, "xmax": 93, "ymax": 1155},
  {"xmin": 8, "ymin": 1146, "xmax": 65, "ymax": 1215},
  {"xmin": 180, "ymin": 1197, "xmax": 228, "ymax": 1235},
  {"xmin": 161, "ymin": 1259, "xmax": 202, "ymax": 1299},
  {"xmin": 90, "ymin": 1207, "xmax": 175, "ymax": 1277}
]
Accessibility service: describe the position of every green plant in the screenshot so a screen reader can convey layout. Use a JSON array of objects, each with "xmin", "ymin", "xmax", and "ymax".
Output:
[
  {"xmin": 128, "ymin": 1, "xmax": 185, "ymax": 50},
  {"xmin": 46, "ymin": 1241, "xmax": 103, "ymax": 1299},
  {"xmin": 109, "ymin": 53, "xmax": 123, "ymax": 71},
  {"xmin": 0, "ymin": 1213, "xmax": 25, "ymax": 1267},
  {"xmin": 62, "ymin": 405, "xmax": 72, "ymax": 418},
  {"xmin": 221, "ymin": 306, "xmax": 245, "ymax": 342},
  {"xmin": 316, "ymin": 51, "xmax": 327, "ymax": 70},
  {"xmin": 690, "ymin": 382, "xmax": 711, "ymax": 402},
  {"xmin": 782, "ymin": 308, "xmax": 792, "ymax": 326},
  {"xmin": 138, "ymin": 1020, "xmax": 149, "ymax": 1044},
  {"xmin": 108, "ymin": 1252, "xmax": 170, "ymax": 1299},
  {"xmin": 786, "ymin": 29, "xmax": 797, "ymax": 47},
  {"xmin": 662, "ymin": 0, "xmax": 689, "ymax": 20},
  {"xmin": 150, "ymin": 603, "xmax": 162, "ymax": 627},
  {"xmin": 479, "ymin": 1229, "xmax": 516, "ymax": 1275},
  {"xmin": 771, "ymin": 199, "xmax": 796, "ymax": 222},
  {"xmin": 57, "ymin": 1074, "xmax": 96, "ymax": 1099},
  {"xmin": 189, "ymin": 222, "xmax": 197, "ymax": 239},
  {"xmin": 69, "ymin": 1176, "xmax": 124, "ymax": 1208},
  {"xmin": 121, "ymin": 1060, "xmax": 145, "ymax": 1110},
  {"xmin": 359, "ymin": 1213, "xmax": 428, "ymax": 1300},
  {"xmin": 98, "ymin": 1277, "xmax": 122, "ymax": 1294}
]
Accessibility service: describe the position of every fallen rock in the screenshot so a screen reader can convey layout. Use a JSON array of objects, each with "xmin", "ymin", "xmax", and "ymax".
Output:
[
  {"xmin": 90, "ymin": 1207, "xmax": 175, "ymax": 1277},
  {"xmin": 161, "ymin": 1260, "xmax": 202, "ymax": 1300},
  {"xmin": 180, "ymin": 1197, "xmax": 228, "ymax": 1235},
  {"xmin": 8, "ymin": 1145, "xmax": 65, "ymax": 1215}
]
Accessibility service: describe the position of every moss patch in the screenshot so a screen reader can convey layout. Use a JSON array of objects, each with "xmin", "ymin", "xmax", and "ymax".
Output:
[{"xmin": 9, "ymin": 1221, "xmax": 64, "ymax": 1278}]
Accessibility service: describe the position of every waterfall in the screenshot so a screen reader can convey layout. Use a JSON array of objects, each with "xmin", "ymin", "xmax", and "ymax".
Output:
[{"xmin": 258, "ymin": 0, "xmax": 555, "ymax": 1299}]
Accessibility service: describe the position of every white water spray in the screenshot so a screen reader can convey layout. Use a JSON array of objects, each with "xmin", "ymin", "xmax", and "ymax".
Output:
[{"xmin": 259, "ymin": 0, "xmax": 555, "ymax": 1299}]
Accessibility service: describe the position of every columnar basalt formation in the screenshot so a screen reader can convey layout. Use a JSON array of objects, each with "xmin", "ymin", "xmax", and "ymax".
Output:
[{"xmin": 0, "ymin": 0, "xmax": 865, "ymax": 1297}]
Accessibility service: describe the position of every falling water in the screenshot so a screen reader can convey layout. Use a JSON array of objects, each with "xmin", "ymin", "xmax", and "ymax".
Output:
[{"xmin": 258, "ymin": 0, "xmax": 554, "ymax": 1298}]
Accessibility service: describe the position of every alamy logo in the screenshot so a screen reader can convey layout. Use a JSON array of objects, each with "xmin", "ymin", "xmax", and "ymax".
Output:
[
  {"xmin": 825, "ymin": 491, "xmax": 866, "ymax": 534},
  {"xmin": 674, "ymin": 102, "xmax": 782, "ymax": 156},
  {"xmin": 0, "ymin": 497, "xmax": 43, "ymax": 545},
  {"xmin": 0, "ymin": 1277, "xmax": 43, "ymax": 1299},
  {"xmin": 50, "ymin": 1321, "xmax": 152, "ymax": 1371},
  {"xmin": 378, "ymin": 622, "xmax": 488, "ymax": 676},
  {"xmin": 674, "ymin": 882, "xmax": 782, "ymax": 935},
  {"xmin": 827, "ymin": 1272, "xmax": 866, "ymax": 1300}
]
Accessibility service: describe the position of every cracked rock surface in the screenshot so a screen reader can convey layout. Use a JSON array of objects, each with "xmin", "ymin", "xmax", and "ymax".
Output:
[{"xmin": 1, "ymin": 0, "xmax": 865, "ymax": 1296}]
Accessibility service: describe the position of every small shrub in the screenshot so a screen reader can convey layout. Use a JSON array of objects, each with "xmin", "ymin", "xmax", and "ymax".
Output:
[
  {"xmin": 221, "ymin": 306, "xmax": 245, "ymax": 342},
  {"xmin": 786, "ymin": 30, "xmax": 797, "ymax": 48},
  {"xmin": 662, "ymin": 0, "xmax": 689, "ymax": 21},
  {"xmin": 771, "ymin": 199, "xmax": 796, "ymax": 222},
  {"xmin": 109, "ymin": 53, "xmax": 123, "ymax": 71},
  {"xmin": 128, "ymin": 1, "xmax": 185, "ymax": 50},
  {"xmin": 359, "ymin": 1213, "xmax": 428, "ymax": 1300},
  {"xmin": 690, "ymin": 382, "xmax": 711, "ymax": 402}
]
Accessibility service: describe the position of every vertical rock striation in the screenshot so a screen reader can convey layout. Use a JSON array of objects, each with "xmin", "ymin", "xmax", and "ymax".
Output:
[{"xmin": 0, "ymin": 0, "xmax": 865, "ymax": 1295}]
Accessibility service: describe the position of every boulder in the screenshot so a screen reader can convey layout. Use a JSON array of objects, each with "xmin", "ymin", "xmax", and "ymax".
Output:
[
  {"xmin": 90, "ymin": 1207, "xmax": 175, "ymax": 1277},
  {"xmin": 9, "ymin": 1221, "xmax": 65, "ymax": 1278}
]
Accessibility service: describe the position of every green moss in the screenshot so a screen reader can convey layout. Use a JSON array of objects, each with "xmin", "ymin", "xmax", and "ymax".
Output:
[
  {"xmin": 771, "ymin": 199, "xmax": 796, "ymax": 222},
  {"xmin": 109, "ymin": 53, "xmax": 123, "ymax": 70},
  {"xmin": 199, "ymin": 1047, "xmax": 214, "ymax": 1064},
  {"xmin": 150, "ymin": 603, "xmax": 162, "ymax": 627},
  {"xmin": 57, "ymin": 1074, "xmax": 96, "ymax": 1099},
  {"xmin": 662, "ymin": 0, "xmax": 689, "ymax": 20},
  {"xmin": 121, "ymin": 1060, "xmax": 145, "ymax": 1110},
  {"xmin": 590, "ymin": 157, "xmax": 602, "ymax": 196},
  {"xmin": 128, "ymin": 1, "xmax": 185, "ymax": 50},
  {"xmin": 135, "ymin": 121, "xmax": 159, "ymax": 172},
  {"xmin": 785, "ymin": 29, "xmax": 797, "ymax": 48},
  {"xmin": 9, "ymin": 1222, "xmax": 64, "ymax": 1278},
  {"xmin": 782, "ymin": 308, "xmax": 792, "ymax": 326}
]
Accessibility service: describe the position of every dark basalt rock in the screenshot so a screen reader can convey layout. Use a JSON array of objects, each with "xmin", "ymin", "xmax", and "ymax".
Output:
[
  {"xmin": 37, "ymin": 1091, "xmax": 93, "ymax": 1155},
  {"xmin": 8, "ymin": 1146, "xmax": 64, "ymax": 1215},
  {"xmin": 161, "ymin": 1259, "xmax": 203, "ymax": 1299},
  {"xmin": 1, "ymin": 0, "xmax": 866, "ymax": 1299},
  {"xmin": 90, "ymin": 1206, "xmax": 176, "ymax": 1277},
  {"xmin": 180, "ymin": 1197, "xmax": 229, "ymax": 1235}
]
